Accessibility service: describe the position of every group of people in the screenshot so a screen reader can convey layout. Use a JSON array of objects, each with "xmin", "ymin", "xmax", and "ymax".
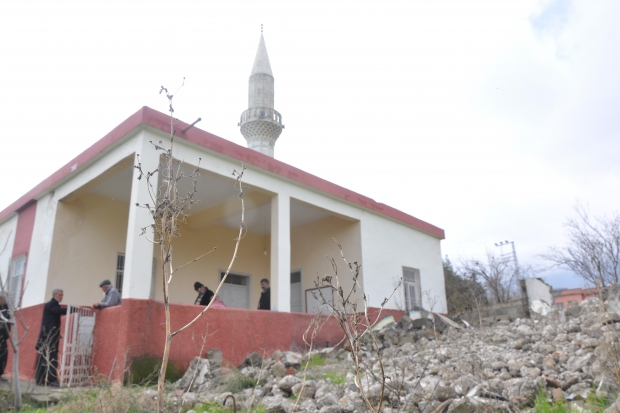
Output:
[
  {"xmin": 0, "ymin": 276, "xmax": 270, "ymax": 387},
  {"xmin": 34, "ymin": 279, "xmax": 121, "ymax": 387},
  {"xmin": 193, "ymin": 278, "xmax": 271, "ymax": 310}
]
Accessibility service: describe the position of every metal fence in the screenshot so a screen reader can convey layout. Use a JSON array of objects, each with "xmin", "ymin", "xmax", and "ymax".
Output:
[{"xmin": 59, "ymin": 306, "xmax": 96, "ymax": 387}]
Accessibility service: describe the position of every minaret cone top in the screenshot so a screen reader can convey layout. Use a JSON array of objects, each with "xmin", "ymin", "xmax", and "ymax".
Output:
[{"xmin": 251, "ymin": 34, "xmax": 273, "ymax": 77}]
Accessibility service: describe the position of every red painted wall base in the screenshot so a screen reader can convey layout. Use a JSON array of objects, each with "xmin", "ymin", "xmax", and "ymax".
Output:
[{"xmin": 6, "ymin": 299, "xmax": 404, "ymax": 382}]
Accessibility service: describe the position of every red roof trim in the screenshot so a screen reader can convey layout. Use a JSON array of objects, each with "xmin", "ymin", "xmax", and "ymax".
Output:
[{"xmin": 0, "ymin": 107, "xmax": 445, "ymax": 239}]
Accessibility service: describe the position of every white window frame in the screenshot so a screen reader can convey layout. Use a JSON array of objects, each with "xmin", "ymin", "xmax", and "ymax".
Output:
[
  {"xmin": 115, "ymin": 253, "xmax": 125, "ymax": 293},
  {"xmin": 8, "ymin": 254, "xmax": 27, "ymax": 307},
  {"xmin": 402, "ymin": 267, "xmax": 421, "ymax": 311}
]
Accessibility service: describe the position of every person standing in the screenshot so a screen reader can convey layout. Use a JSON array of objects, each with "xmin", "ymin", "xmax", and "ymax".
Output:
[
  {"xmin": 193, "ymin": 282, "xmax": 215, "ymax": 306},
  {"xmin": 257, "ymin": 279, "xmax": 270, "ymax": 310},
  {"xmin": 35, "ymin": 289, "xmax": 67, "ymax": 387},
  {"xmin": 92, "ymin": 279, "xmax": 121, "ymax": 309},
  {"xmin": 0, "ymin": 294, "xmax": 10, "ymax": 381}
]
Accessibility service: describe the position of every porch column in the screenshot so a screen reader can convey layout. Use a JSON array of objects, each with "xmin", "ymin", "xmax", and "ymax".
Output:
[
  {"xmin": 270, "ymin": 193, "xmax": 290, "ymax": 312},
  {"xmin": 123, "ymin": 135, "xmax": 159, "ymax": 298}
]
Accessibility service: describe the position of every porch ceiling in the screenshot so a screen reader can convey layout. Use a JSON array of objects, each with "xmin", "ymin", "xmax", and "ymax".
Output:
[{"xmin": 87, "ymin": 164, "xmax": 333, "ymax": 236}]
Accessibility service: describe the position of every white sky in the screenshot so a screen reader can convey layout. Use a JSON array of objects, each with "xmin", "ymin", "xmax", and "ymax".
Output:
[{"xmin": 1, "ymin": 0, "xmax": 618, "ymax": 289}]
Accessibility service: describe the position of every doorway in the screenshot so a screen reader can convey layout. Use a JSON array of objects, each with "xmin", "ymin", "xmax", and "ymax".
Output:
[{"xmin": 219, "ymin": 272, "xmax": 250, "ymax": 309}]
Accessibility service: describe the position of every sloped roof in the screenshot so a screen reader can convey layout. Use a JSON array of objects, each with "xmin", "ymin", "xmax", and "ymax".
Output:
[{"xmin": 0, "ymin": 107, "xmax": 445, "ymax": 239}]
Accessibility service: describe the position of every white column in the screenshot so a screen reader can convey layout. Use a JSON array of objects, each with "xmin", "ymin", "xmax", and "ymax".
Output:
[
  {"xmin": 123, "ymin": 134, "xmax": 159, "ymax": 298},
  {"xmin": 22, "ymin": 193, "xmax": 58, "ymax": 307},
  {"xmin": 270, "ymin": 193, "xmax": 290, "ymax": 312}
]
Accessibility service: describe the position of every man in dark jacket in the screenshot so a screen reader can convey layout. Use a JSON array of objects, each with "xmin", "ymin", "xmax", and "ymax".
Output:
[
  {"xmin": 0, "ymin": 294, "xmax": 10, "ymax": 381},
  {"xmin": 35, "ymin": 289, "xmax": 67, "ymax": 387},
  {"xmin": 258, "ymin": 279, "xmax": 270, "ymax": 310},
  {"xmin": 193, "ymin": 282, "xmax": 215, "ymax": 306}
]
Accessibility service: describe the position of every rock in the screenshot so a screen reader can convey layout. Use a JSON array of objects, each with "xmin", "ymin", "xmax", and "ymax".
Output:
[
  {"xmin": 245, "ymin": 352, "xmax": 263, "ymax": 367},
  {"xmin": 520, "ymin": 366, "xmax": 541, "ymax": 379},
  {"xmin": 562, "ymin": 376, "xmax": 579, "ymax": 391},
  {"xmin": 552, "ymin": 388, "xmax": 564, "ymax": 402},
  {"xmin": 315, "ymin": 384, "xmax": 335, "ymax": 400},
  {"xmin": 448, "ymin": 397, "xmax": 477, "ymax": 413},
  {"xmin": 539, "ymin": 344, "xmax": 556, "ymax": 354},
  {"xmin": 565, "ymin": 305, "xmax": 581, "ymax": 319},
  {"xmin": 282, "ymin": 351, "xmax": 303, "ymax": 367},
  {"xmin": 319, "ymin": 405, "xmax": 341, "ymax": 413},
  {"xmin": 383, "ymin": 328, "xmax": 401, "ymax": 346},
  {"xmin": 542, "ymin": 357, "xmax": 556, "ymax": 369},
  {"xmin": 262, "ymin": 395, "xmax": 291, "ymax": 413},
  {"xmin": 271, "ymin": 384, "xmax": 288, "ymax": 398},
  {"xmin": 317, "ymin": 393, "xmax": 339, "ymax": 408},
  {"xmin": 271, "ymin": 361, "xmax": 286, "ymax": 378},
  {"xmin": 568, "ymin": 353, "xmax": 595, "ymax": 372},
  {"xmin": 292, "ymin": 381, "xmax": 317, "ymax": 399},
  {"xmin": 544, "ymin": 376, "xmax": 561, "ymax": 388},
  {"xmin": 181, "ymin": 392, "xmax": 198, "ymax": 406},
  {"xmin": 175, "ymin": 357, "xmax": 211, "ymax": 392},
  {"xmin": 507, "ymin": 360, "xmax": 525, "ymax": 374},
  {"xmin": 397, "ymin": 314, "xmax": 413, "ymax": 329},
  {"xmin": 499, "ymin": 371, "xmax": 512, "ymax": 381},
  {"xmin": 277, "ymin": 374, "xmax": 301, "ymax": 393},
  {"xmin": 207, "ymin": 348, "xmax": 222, "ymax": 367},
  {"xmin": 516, "ymin": 324, "xmax": 534, "ymax": 335},
  {"xmin": 583, "ymin": 338, "xmax": 600, "ymax": 348},
  {"xmin": 338, "ymin": 395, "xmax": 357, "ymax": 412},
  {"xmin": 299, "ymin": 399, "xmax": 318, "ymax": 412},
  {"xmin": 434, "ymin": 385, "xmax": 458, "ymax": 402},
  {"xmin": 512, "ymin": 338, "xmax": 528, "ymax": 350},
  {"xmin": 410, "ymin": 318, "xmax": 435, "ymax": 330},
  {"xmin": 605, "ymin": 396, "xmax": 620, "ymax": 413}
]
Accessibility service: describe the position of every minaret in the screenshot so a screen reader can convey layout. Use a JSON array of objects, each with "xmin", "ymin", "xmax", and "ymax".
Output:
[{"xmin": 239, "ymin": 29, "xmax": 283, "ymax": 158}]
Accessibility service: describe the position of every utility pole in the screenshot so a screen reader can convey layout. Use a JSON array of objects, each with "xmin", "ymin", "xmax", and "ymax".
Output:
[
  {"xmin": 495, "ymin": 240, "xmax": 527, "ymax": 316},
  {"xmin": 494, "ymin": 240, "xmax": 520, "ymax": 278}
]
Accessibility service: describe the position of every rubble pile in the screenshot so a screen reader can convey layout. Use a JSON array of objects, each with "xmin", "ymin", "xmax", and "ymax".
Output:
[{"xmin": 160, "ymin": 297, "xmax": 620, "ymax": 413}]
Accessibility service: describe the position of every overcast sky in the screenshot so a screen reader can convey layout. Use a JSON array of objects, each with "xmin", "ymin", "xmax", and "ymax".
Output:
[{"xmin": 1, "ymin": 0, "xmax": 618, "ymax": 289}]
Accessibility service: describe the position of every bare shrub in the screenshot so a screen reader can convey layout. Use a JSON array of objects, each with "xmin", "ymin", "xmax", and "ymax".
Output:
[
  {"xmin": 459, "ymin": 251, "xmax": 519, "ymax": 304},
  {"xmin": 313, "ymin": 241, "xmax": 399, "ymax": 413},
  {"xmin": 541, "ymin": 203, "xmax": 620, "ymax": 287},
  {"xmin": 135, "ymin": 83, "xmax": 246, "ymax": 412}
]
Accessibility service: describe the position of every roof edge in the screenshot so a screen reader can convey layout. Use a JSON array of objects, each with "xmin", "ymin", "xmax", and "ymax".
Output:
[{"xmin": 0, "ymin": 107, "xmax": 446, "ymax": 239}]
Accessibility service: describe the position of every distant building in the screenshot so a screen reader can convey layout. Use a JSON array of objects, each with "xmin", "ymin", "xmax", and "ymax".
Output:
[{"xmin": 553, "ymin": 288, "xmax": 598, "ymax": 309}]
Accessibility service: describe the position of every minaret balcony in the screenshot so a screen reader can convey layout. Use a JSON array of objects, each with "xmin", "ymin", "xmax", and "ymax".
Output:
[{"xmin": 239, "ymin": 107, "xmax": 283, "ymax": 127}]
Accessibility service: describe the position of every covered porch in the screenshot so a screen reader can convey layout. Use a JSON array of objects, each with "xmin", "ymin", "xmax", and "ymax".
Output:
[{"xmin": 45, "ymin": 147, "xmax": 363, "ymax": 313}]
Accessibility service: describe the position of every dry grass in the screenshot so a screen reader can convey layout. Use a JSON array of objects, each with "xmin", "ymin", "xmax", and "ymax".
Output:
[{"xmin": 47, "ymin": 383, "xmax": 152, "ymax": 413}]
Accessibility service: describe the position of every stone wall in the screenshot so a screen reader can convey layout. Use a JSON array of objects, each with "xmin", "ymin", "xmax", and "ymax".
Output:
[{"xmin": 460, "ymin": 298, "xmax": 529, "ymax": 325}]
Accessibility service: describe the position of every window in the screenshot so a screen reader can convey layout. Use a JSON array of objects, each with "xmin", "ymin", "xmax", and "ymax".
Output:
[
  {"xmin": 556, "ymin": 302, "xmax": 564, "ymax": 309},
  {"xmin": 403, "ymin": 267, "xmax": 421, "ymax": 311},
  {"xmin": 116, "ymin": 254, "xmax": 125, "ymax": 293},
  {"xmin": 291, "ymin": 271, "xmax": 301, "ymax": 284},
  {"xmin": 291, "ymin": 271, "xmax": 302, "ymax": 313},
  {"xmin": 8, "ymin": 255, "xmax": 26, "ymax": 307},
  {"xmin": 220, "ymin": 272, "xmax": 248, "ymax": 285}
]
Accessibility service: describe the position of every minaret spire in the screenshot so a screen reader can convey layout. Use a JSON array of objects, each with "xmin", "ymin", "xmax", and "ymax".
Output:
[{"xmin": 239, "ymin": 29, "xmax": 283, "ymax": 158}]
